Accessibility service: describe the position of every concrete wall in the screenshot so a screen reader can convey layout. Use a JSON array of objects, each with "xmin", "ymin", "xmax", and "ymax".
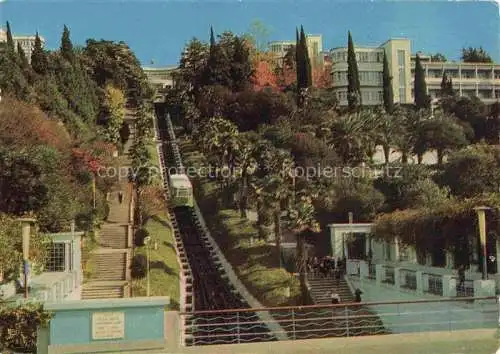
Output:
[{"xmin": 37, "ymin": 297, "xmax": 170, "ymax": 354}]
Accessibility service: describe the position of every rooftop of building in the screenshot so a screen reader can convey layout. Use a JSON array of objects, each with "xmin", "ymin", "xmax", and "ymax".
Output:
[
  {"xmin": 0, "ymin": 28, "xmax": 45, "ymax": 41},
  {"xmin": 142, "ymin": 65, "xmax": 178, "ymax": 71}
]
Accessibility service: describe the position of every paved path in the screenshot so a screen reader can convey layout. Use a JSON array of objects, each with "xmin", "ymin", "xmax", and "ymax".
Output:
[{"xmin": 82, "ymin": 110, "xmax": 135, "ymax": 299}]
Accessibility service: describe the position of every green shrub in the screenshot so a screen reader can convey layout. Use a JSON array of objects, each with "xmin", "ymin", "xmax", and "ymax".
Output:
[
  {"xmin": 0, "ymin": 303, "xmax": 52, "ymax": 353},
  {"xmin": 131, "ymin": 254, "xmax": 147, "ymax": 279},
  {"xmin": 134, "ymin": 228, "xmax": 149, "ymax": 247}
]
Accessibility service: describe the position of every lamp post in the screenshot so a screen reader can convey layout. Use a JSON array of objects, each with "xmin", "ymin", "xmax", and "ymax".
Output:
[
  {"xmin": 144, "ymin": 236, "xmax": 151, "ymax": 297},
  {"xmin": 18, "ymin": 217, "xmax": 36, "ymax": 299},
  {"xmin": 474, "ymin": 206, "xmax": 491, "ymax": 280}
]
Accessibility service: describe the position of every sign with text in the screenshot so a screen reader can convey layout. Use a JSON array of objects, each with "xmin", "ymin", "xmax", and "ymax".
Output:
[{"xmin": 92, "ymin": 311, "xmax": 125, "ymax": 340}]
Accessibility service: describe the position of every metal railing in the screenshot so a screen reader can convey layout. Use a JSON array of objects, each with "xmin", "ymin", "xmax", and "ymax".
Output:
[
  {"xmin": 424, "ymin": 273, "xmax": 443, "ymax": 296},
  {"xmin": 400, "ymin": 269, "xmax": 417, "ymax": 290},
  {"xmin": 383, "ymin": 266, "xmax": 395, "ymax": 284},
  {"xmin": 454, "ymin": 278, "xmax": 475, "ymax": 297},
  {"xmin": 180, "ymin": 297, "xmax": 497, "ymax": 345},
  {"xmin": 368, "ymin": 263, "xmax": 376, "ymax": 280}
]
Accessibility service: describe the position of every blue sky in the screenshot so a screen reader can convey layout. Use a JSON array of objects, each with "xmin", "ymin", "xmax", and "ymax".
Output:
[{"xmin": 1, "ymin": 0, "xmax": 499, "ymax": 66}]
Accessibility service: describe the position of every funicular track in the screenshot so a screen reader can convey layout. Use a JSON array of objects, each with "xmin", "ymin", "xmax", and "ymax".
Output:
[{"xmin": 155, "ymin": 107, "xmax": 276, "ymax": 345}]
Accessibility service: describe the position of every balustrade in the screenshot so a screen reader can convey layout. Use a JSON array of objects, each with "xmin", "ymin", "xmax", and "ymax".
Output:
[{"xmin": 350, "ymin": 260, "xmax": 490, "ymax": 298}]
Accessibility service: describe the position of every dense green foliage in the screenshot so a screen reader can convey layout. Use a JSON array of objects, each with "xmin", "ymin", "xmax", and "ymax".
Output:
[
  {"xmin": 347, "ymin": 31, "xmax": 361, "ymax": 111},
  {"xmin": 461, "ymin": 46, "xmax": 493, "ymax": 63},
  {"xmin": 382, "ymin": 51, "xmax": 394, "ymax": 114},
  {"xmin": 0, "ymin": 303, "xmax": 52, "ymax": 353},
  {"xmin": 413, "ymin": 54, "xmax": 430, "ymax": 110},
  {"xmin": 295, "ymin": 26, "xmax": 312, "ymax": 107},
  {"xmin": 167, "ymin": 23, "xmax": 500, "ymax": 290}
]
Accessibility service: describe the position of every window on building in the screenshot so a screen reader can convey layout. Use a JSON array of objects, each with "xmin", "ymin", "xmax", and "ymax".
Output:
[
  {"xmin": 313, "ymin": 43, "xmax": 318, "ymax": 56},
  {"xmin": 495, "ymin": 71, "xmax": 500, "ymax": 80},
  {"xmin": 461, "ymin": 70, "xmax": 475, "ymax": 79},
  {"xmin": 397, "ymin": 50, "xmax": 405, "ymax": 67},
  {"xmin": 46, "ymin": 242, "xmax": 66, "ymax": 272},
  {"xmin": 378, "ymin": 91, "xmax": 383, "ymax": 102},
  {"xmin": 399, "ymin": 88, "xmax": 406, "ymax": 103},
  {"xmin": 398, "ymin": 68, "xmax": 406, "ymax": 87}
]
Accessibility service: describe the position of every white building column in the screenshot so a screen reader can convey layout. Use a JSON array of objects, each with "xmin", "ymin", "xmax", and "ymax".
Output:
[
  {"xmin": 442, "ymin": 275, "xmax": 457, "ymax": 297},
  {"xmin": 416, "ymin": 271, "xmax": 424, "ymax": 295},
  {"xmin": 445, "ymin": 251, "xmax": 454, "ymax": 269},
  {"xmin": 359, "ymin": 261, "xmax": 369, "ymax": 279},
  {"xmin": 343, "ymin": 233, "xmax": 349, "ymax": 259},
  {"xmin": 375, "ymin": 264, "xmax": 384, "ymax": 285},
  {"xmin": 394, "ymin": 268, "xmax": 401, "ymax": 289},
  {"xmin": 393, "ymin": 238, "xmax": 400, "ymax": 262}
]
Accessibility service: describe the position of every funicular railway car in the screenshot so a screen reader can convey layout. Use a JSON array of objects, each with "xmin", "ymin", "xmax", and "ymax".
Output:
[{"xmin": 169, "ymin": 173, "xmax": 194, "ymax": 207}]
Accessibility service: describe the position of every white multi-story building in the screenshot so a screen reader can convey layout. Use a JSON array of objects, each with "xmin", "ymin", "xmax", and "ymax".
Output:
[
  {"xmin": 330, "ymin": 38, "xmax": 500, "ymax": 106},
  {"xmin": 0, "ymin": 28, "xmax": 45, "ymax": 63},
  {"xmin": 268, "ymin": 34, "xmax": 323, "ymax": 68}
]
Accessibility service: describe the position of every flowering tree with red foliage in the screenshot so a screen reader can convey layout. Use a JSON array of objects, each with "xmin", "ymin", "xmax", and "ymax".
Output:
[
  {"xmin": 312, "ymin": 66, "xmax": 332, "ymax": 88},
  {"xmin": 0, "ymin": 97, "xmax": 71, "ymax": 152},
  {"xmin": 253, "ymin": 60, "xmax": 278, "ymax": 90}
]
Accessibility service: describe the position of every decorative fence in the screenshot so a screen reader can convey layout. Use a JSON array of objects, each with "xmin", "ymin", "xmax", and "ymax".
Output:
[
  {"xmin": 180, "ymin": 297, "xmax": 498, "ymax": 345},
  {"xmin": 348, "ymin": 260, "xmax": 498, "ymax": 298}
]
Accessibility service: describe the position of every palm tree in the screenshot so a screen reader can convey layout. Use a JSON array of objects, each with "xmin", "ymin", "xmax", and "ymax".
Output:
[
  {"xmin": 393, "ymin": 107, "xmax": 428, "ymax": 164},
  {"xmin": 195, "ymin": 117, "xmax": 240, "ymax": 202},
  {"xmin": 249, "ymin": 145, "xmax": 295, "ymax": 266},
  {"xmin": 374, "ymin": 108, "xmax": 402, "ymax": 165},
  {"xmin": 234, "ymin": 132, "xmax": 259, "ymax": 218},
  {"xmin": 284, "ymin": 195, "xmax": 320, "ymax": 304},
  {"xmin": 329, "ymin": 110, "xmax": 378, "ymax": 165}
]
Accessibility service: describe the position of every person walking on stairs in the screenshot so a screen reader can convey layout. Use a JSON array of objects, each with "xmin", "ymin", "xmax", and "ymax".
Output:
[
  {"xmin": 118, "ymin": 191, "xmax": 124, "ymax": 204},
  {"xmin": 330, "ymin": 291, "xmax": 341, "ymax": 305},
  {"xmin": 354, "ymin": 288, "xmax": 363, "ymax": 303}
]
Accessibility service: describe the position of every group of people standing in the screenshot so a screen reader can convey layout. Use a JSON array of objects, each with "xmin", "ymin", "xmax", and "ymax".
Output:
[{"xmin": 307, "ymin": 256, "xmax": 346, "ymax": 282}]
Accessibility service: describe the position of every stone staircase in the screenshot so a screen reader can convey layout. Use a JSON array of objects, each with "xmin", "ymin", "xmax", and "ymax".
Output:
[
  {"xmin": 82, "ymin": 189, "xmax": 131, "ymax": 299},
  {"xmin": 82, "ymin": 281, "xmax": 125, "ymax": 299},
  {"xmin": 99, "ymin": 224, "xmax": 128, "ymax": 249},
  {"xmin": 306, "ymin": 274, "xmax": 388, "ymax": 336},
  {"xmin": 308, "ymin": 275, "xmax": 354, "ymax": 304},
  {"xmin": 82, "ymin": 111, "xmax": 135, "ymax": 299}
]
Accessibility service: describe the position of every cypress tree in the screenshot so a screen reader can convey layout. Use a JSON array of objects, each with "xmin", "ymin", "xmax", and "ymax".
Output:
[
  {"xmin": 295, "ymin": 26, "xmax": 312, "ymax": 107},
  {"xmin": 414, "ymin": 54, "xmax": 430, "ymax": 110},
  {"xmin": 60, "ymin": 24, "xmax": 74, "ymax": 62},
  {"xmin": 440, "ymin": 71, "xmax": 454, "ymax": 97},
  {"xmin": 300, "ymin": 26, "xmax": 312, "ymax": 88},
  {"xmin": 382, "ymin": 50, "xmax": 394, "ymax": 113},
  {"xmin": 209, "ymin": 26, "xmax": 216, "ymax": 47},
  {"xmin": 17, "ymin": 42, "xmax": 29, "ymax": 69},
  {"xmin": 6, "ymin": 21, "xmax": 15, "ymax": 53},
  {"xmin": 295, "ymin": 28, "xmax": 302, "ymax": 85},
  {"xmin": 203, "ymin": 26, "xmax": 231, "ymax": 87},
  {"xmin": 347, "ymin": 31, "xmax": 361, "ymax": 111},
  {"xmin": 230, "ymin": 36, "xmax": 253, "ymax": 92},
  {"xmin": 31, "ymin": 32, "xmax": 48, "ymax": 75}
]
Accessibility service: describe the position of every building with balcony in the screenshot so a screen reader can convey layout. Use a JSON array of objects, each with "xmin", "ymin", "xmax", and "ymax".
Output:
[
  {"xmin": 0, "ymin": 28, "xmax": 45, "ymax": 64},
  {"xmin": 268, "ymin": 34, "xmax": 324, "ymax": 68},
  {"xmin": 329, "ymin": 38, "xmax": 500, "ymax": 106},
  {"xmin": 143, "ymin": 65, "xmax": 178, "ymax": 90},
  {"xmin": 0, "ymin": 229, "xmax": 83, "ymax": 303}
]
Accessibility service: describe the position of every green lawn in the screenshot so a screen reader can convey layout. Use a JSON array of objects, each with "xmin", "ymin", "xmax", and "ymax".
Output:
[
  {"xmin": 131, "ymin": 140, "xmax": 180, "ymax": 309},
  {"xmin": 179, "ymin": 138, "xmax": 301, "ymax": 307},
  {"xmin": 147, "ymin": 142, "xmax": 162, "ymax": 185},
  {"xmin": 131, "ymin": 210, "xmax": 180, "ymax": 310}
]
